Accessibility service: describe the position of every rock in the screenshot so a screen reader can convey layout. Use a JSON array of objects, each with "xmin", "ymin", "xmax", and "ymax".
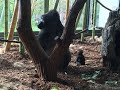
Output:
[
  {"xmin": 98, "ymin": 36, "xmax": 102, "ymax": 42},
  {"xmin": 94, "ymin": 36, "xmax": 102, "ymax": 43},
  {"xmin": 101, "ymin": 10, "xmax": 120, "ymax": 71},
  {"xmin": 94, "ymin": 36, "xmax": 98, "ymax": 39},
  {"xmin": 0, "ymin": 84, "xmax": 12, "ymax": 90},
  {"xmin": 0, "ymin": 46, "xmax": 5, "ymax": 54},
  {"xmin": 13, "ymin": 62, "xmax": 25, "ymax": 68},
  {"xmin": 89, "ymin": 37, "xmax": 93, "ymax": 41},
  {"xmin": 96, "ymin": 36, "xmax": 102, "ymax": 43},
  {"xmin": 18, "ymin": 85, "xmax": 34, "ymax": 90},
  {"xmin": 78, "ymin": 46, "xmax": 84, "ymax": 49},
  {"xmin": 69, "ymin": 44, "xmax": 76, "ymax": 48}
]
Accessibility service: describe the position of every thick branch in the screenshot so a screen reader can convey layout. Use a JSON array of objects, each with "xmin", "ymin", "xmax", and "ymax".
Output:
[
  {"xmin": 50, "ymin": 0, "xmax": 87, "ymax": 66},
  {"xmin": 17, "ymin": 0, "xmax": 48, "ymax": 80},
  {"xmin": 63, "ymin": 0, "xmax": 87, "ymax": 44}
]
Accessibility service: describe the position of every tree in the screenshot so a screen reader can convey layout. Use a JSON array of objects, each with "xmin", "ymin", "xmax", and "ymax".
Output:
[{"xmin": 17, "ymin": 0, "xmax": 87, "ymax": 81}]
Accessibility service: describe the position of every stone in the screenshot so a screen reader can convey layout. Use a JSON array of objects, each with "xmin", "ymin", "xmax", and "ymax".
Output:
[{"xmin": 101, "ymin": 9, "xmax": 120, "ymax": 71}]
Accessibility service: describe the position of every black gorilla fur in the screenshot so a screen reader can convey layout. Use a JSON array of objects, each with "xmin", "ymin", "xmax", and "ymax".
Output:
[
  {"xmin": 76, "ymin": 49, "xmax": 85, "ymax": 65},
  {"xmin": 37, "ymin": 10, "xmax": 71, "ymax": 71}
]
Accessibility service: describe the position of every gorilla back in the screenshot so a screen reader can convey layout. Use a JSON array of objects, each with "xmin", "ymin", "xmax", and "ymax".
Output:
[{"xmin": 37, "ymin": 10, "xmax": 71, "ymax": 71}]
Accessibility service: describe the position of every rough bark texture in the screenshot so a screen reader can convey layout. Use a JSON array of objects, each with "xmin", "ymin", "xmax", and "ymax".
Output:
[
  {"xmin": 17, "ymin": 0, "xmax": 48, "ymax": 81},
  {"xmin": 17, "ymin": 0, "xmax": 87, "ymax": 81},
  {"xmin": 49, "ymin": 0, "xmax": 87, "ymax": 80},
  {"xmin": 101, "ymin": 9, "xmax": 120, "ymax": 71}
]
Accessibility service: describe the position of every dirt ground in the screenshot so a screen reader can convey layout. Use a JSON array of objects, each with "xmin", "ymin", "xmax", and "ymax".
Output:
[{"xmin": 0, "ymin": 37, "xmax": 120, "ymax": 90}]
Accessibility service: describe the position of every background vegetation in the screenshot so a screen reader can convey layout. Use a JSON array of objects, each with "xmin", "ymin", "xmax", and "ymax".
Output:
[{"xmin": 0, "ymin": 0, "xmax": 100, "ymax": 32}]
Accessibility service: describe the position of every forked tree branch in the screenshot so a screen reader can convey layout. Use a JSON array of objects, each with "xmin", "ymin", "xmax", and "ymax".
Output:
[{"xmin": 50, "ymin": 0, "xmax": 87, "ymax": 66}]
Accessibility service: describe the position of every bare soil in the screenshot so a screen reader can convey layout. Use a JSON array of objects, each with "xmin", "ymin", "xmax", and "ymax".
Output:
[{"xmin": 0, "ymin": 38, "xmax": 120, "ymax": 90}]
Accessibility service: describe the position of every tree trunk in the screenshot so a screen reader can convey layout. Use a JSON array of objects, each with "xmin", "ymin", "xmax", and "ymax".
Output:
[
  {"xmin": 17, "ymin": 0, "xmax": 48, "ymax": 81},
  {"xmin": 17, "ymin": 0, "xmax": 87, "ymax": 82},
  {"xmin": 49, "ymin": 0, "xmax": 87, "ymax": 80}
]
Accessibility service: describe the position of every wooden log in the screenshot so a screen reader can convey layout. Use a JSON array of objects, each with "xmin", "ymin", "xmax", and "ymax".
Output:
[{"xmin": 5, "ymin": 0, "xmax": 18, "ymax": 51}]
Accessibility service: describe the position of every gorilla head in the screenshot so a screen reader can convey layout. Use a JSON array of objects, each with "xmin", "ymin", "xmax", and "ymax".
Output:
[{"xmin": 37, "ymin": 10, "xmax": 63, "ymax": 34}]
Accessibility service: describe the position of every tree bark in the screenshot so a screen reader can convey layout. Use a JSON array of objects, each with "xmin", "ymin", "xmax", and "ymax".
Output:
[
  {"xmin": 17, "ymin": 0, "xmax": 48, "ymax": 81},
  {"xmin": 17, "ymin": 0, "xmax": 87, "ymax": 82},
  {"xmin": 49, "ymin": 0, "xmax": 87, "ymax": 80}
]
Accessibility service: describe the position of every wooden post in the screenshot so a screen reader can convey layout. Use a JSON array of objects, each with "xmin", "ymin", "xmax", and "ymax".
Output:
[
  {"xmin": 81, "ymin": 0, "xmax": 90, "ymax": 41},
  {"xmin": 54, "ymin": 0, "xmax": 59, "ymax": 10},
  {"xmin": 44, "ymin": 0, "xmax": 49, "ymax": 13},
  {"xmin": 86, "ymin": 0, "xmax": 90, "ymax": 30},
  {"xmin": 5, "ymin": 0, "xmax": 18, "ymax": 51},
  {"xmin": 65, "ymin": 0, "xmax": 69, "ymax": 20},
  {"xmin": 5, "ymin": 0, "xmax": 8, "ymax": 41},
  {"xmin": 92, "ymin": 0, "xmax": 97, "ymax": 40},
  {"xmin": 81, "ymin": 3, "xmax": 87, "ymax": 41}
]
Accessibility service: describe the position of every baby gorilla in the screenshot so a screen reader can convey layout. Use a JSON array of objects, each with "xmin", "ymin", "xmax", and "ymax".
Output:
[
  {"xmin": 76, "ymin": 49, "xmax": 85, "ymax": 65},
  {"xmin": 37, "ymin": 10, "xmax": 71, "ymax": 71}
]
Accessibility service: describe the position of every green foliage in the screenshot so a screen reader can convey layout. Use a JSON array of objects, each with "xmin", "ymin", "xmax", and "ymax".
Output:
[
  {"xmin": 51, "ymin": 87, "xmax": 59, "ymax": 90},
  {"xmin": 0, "ymin": 0, "xmax": 89, "ymax": 32},
  {"xmin": 31, "ymin": 19, "xmax": 39, "ymax": 31}
]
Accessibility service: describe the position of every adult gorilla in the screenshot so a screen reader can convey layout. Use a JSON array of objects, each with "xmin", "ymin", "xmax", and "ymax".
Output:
[{"xmin": 37, "ymin": 10, "xmax": 71, "ymax": 72}]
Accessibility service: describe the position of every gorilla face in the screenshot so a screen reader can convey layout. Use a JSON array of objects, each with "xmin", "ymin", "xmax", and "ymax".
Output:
[
  {"xmin": 37, "ymin": 16, "xmax": 45, "ymax": 29},
  {"xmin": 37, "ymin": 10, "xmax": 60, "ymax": 30}
]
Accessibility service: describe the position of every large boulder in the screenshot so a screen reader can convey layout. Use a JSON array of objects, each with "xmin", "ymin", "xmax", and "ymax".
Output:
[{"xmin": 101, "ymin": 9, "xmax": 120, "ymax": 71}]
